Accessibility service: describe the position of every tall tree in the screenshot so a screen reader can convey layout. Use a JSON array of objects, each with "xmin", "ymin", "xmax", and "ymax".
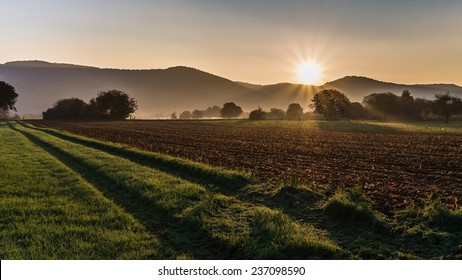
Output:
[
  {"xmin": 311, "ymin": 89, "xmax": 351, "ymax": 119},
  {"xmin": 0, "ymin": 81, "xmax": 19, "ymax": 113},
  {"xmin": 91, "ymin": 90, "xmax": 137, "ymax": 120},
  {"xmin": 399, "ymin": 90, "xmax": 420, "ymax": 120},
  {"xmin": 286, "ymin": 103, "xmax": 304, "ymax": 120},
  {"xmin": 414, "ymin": 98, "xmax": 432, "ymax": 120},
  {"xmin": 345, "ymin": 102, "xmax": 368, "ymax": 119},
  {"xmin": 220, "ymin": 102, "xmax": 243, "ymax": 119},
  {"xmin": 432, "ymin": 92, "xmax": 462, "ymax": 123},
  {"xmin": 363, "ymin": 92, "xmax": 399, "ymax": 121}
]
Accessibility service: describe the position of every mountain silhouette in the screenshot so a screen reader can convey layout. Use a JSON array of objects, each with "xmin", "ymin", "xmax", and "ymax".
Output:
[
  {"xmin": 0, "ymin": 61, "xmax": 250, "ymax": 118},
  {"xmin": 321, "ymin": 76, "xmax": 462, "ymax": 102},
  {"xmin": 1, "ymin": 61, "xmax": 461, "ymax": 118}
]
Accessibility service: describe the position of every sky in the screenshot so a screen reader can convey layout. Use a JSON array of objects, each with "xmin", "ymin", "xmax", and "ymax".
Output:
[{"xmin": 1, "ymin": 0, "xmax": 462, "ymax": 85}]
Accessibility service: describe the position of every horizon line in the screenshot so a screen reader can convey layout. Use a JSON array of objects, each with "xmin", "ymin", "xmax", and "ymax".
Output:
[{"xmin": 1, "ymin": 59, "xmax": 461, "ymax": 88}]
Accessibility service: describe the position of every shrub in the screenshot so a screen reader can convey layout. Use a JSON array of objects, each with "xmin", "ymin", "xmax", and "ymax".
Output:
[
  {"xmin": 247, "ymin": 207, "xmax": 341, "ymax": 259},
  {"xmin": 249, "ymin": 108, "xmax": 266, "ymax": 120},
  {"xmin": 179, "ymin": 111, "xmax": 192, "ymax": 119},
  {"xmin": 192, "ymin": 110, "xmax": 204, "ymax": 119},
  {"xmin": 324, "ymin": 187, "xmax": 388, "ymax": 232},
  {"xmin": 267, "ymin": 108, "xmax": 286, "ymax": 120},
  {"xmin": 42, "ymin": 98, "xmax": 87, "ymax": 120},
  {"xmin": 286, "ymin": 103, "xmax": 303, "ymax": 120},
  {"xmin": 422, "ymin": 197, "xmax": 462, "ymax": 230}
]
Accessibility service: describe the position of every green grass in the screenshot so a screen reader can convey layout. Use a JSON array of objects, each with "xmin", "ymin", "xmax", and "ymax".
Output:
[
  {"xmin": 2, "ymin": 120, "xmax": 461, "ymax": 259},
  {"xmin": 391, "ymin": 197, "xmax": 462, "ymax": 259},
  {"xmin": 323, "ymin": 187, "xmax": 389, "ymax": 231},
  {"xmin": 2, "ymin": 121, "xmax": 340, "ymax": 259},
  {"xmin": 245, "ymin": 207, "xmax": 342, "ymax": 259},
  {"xmin": 20, "ymin": 121, "xmax": 253, "ymax": 188},
  {"xmin": 363, "ymin": 121, "xmax": 462, "ymax": 134},
  {"xmin": 0, "ymin": 122, "xmax": 159, "ymax": 259},
  {"xmin": 320, "ymin": 188, "xmax": 462, "ymax": 259}
]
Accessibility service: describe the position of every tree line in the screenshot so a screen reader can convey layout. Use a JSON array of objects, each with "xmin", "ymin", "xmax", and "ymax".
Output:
[
  {"xmin": 248, "ymin": 104, "xmax": 305, "ymax": 120},
  {"xmin": 2, "ymin": 79, "xmax": 462, "ymax": 123},
  {"xmin": 174, "ymin": 103, "xmax": 304, "ymax": 120},
  {"xmin": 42, "ymin": 90, "xmax": 137, "ymax": 120},
  {"xmin": 174, "ymin": 90, "xmax": 462, "ymax": 123},
  {"xmin": 246, "ymin": 89, "xmax": 462, "ymax": 123},
  {"xmin": 173, "ymin": 105, "xmax": 222, "ymax": 119},
  {"xmin": 324, "ymin": 89, "xmax": 462, "ymax": 123}
]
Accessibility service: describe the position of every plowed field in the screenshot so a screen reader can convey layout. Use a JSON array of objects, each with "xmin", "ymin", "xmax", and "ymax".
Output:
[{"xmin": 35, "ymin": 120, "xmax": 462, "ymax": 214}]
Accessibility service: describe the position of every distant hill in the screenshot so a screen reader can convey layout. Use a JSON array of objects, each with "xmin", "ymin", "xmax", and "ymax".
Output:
[
  {"xmin": 1, "ymin": 61, "xmax": 462, "ymax": 118},
  {"xmin": 320, "ymin": 76, "xmax": 462, "ymax": 102},
  {"xmin": 236, "ymin": 83, "xmax": 319, "ymax": 111},
  {"xmin": 234, "ymin": 76, "xmax": 462, "ymax": 110},
  {"xmin": 3, "ymin": 60, "xmax": 97, "ymax": 69},
  {"xmin": 235, "ymin": 81, "xmax": 264, "ymax": 91},
  {"xmin": 0, "ymin": 61, "xmax": 250, "ymax": 118}
]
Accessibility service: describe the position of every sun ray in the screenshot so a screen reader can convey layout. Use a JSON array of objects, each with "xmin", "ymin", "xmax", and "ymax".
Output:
[{"xmin": 297, "ymin": 61, "xmax": 322, "ymax": 85}]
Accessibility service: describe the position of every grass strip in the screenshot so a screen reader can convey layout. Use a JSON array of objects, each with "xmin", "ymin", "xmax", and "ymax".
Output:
[
  {"xmin": 20, "ymin": 121, "xmax": 253, "ymax": 188},
  {"xmin": 12, "ymin": 122, "xmax": 342, "ymax": 259},
  {"xmin": 0, "ymin": 122, "xmax": 159, "ymax": 259}
]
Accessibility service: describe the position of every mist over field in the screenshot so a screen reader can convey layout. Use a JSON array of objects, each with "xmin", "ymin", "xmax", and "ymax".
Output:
[{"xmin": 2, "ymin": 61, "xmax": 462, "ymax": 118}]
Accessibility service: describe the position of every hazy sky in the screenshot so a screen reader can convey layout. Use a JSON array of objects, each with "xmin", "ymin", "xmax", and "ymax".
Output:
[{"xmin": 1, "ymin": 0, "xmax": 462, "ymax": 85}]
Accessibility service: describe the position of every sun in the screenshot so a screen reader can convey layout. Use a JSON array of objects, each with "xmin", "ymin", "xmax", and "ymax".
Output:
[{"xmin": 297, "ymin": 61, "xmax": 322, "ymax": 85}]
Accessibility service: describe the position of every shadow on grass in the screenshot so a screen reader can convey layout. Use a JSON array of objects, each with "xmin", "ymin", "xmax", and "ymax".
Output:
[
  {"xmin": 10, "ymin": 124, "xmax": 235, "ymax": 259},
  {"xmin": 18, "ymin": 122, "xmax": 290, "ymax": 210},
  {"xmin": 12, "ymin": 123, "xmax": 345, "ymax": 259},
  {"xmin": 17, "ymin": 121, "xmax": 252, "ymax": 189},
  {"xmin": 14, "ymin": 122, "xmax": 393, "ymax": 259}
]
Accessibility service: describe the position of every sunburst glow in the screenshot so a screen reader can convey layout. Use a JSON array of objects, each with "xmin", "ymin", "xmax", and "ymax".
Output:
[{"xmin": 297, "ymin": 61, "xmax": 322, "ymax": 85}]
